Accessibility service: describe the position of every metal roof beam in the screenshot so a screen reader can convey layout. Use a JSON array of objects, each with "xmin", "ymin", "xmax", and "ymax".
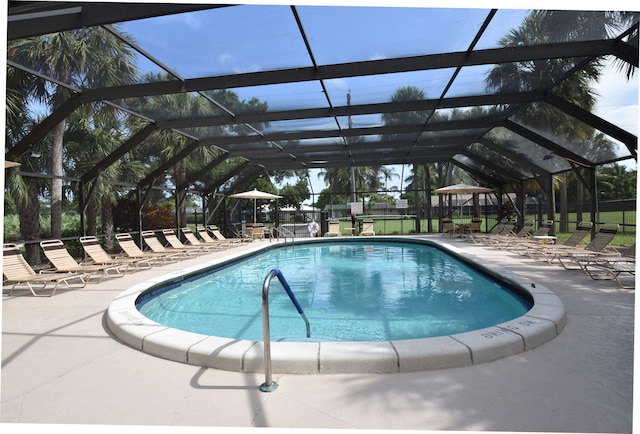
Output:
[
  {"xmin": 176, "ymin": 153, "xmax": 230, "ymax": 192},
  {"xmin": 544, "ymin": 93, "xmax": 637, "ymax": 159},
  {"xmin": 6, "ymin": 93, "xmax": 83, "ymax": 161},
  {"xmin": 457, "ymin": 151, "xmax": 525, "ymax": 183},
  {"xmin": 478, "ymin": 138, "xmax": 550, "ymax": 178},
  {"xmin": 201, "ymin": 160, "xmax": 251, "ymax": 197},
  {"xmin": 8, "ymin": 2, "xmax": 228, "ymax": 40},
  {"xmin": 612, "ymin": 32, "xmax": 639, "ymax": 67},
  {"xmin": 81, "ymin": 123, "xmax": 156, "ymax": 184},
  {"xmin": 156, "ymin": 91, "xmax": 541, "ymax": 130},
  {"xmin": 503, "ymin": 120, "xmax": 593, "ymax": 167},
  {"xmin": 221, "ymin": 135, "xmax": 475, "ymax": 155},
  {"xmin": 200, "ymin": 118, "xmax": 501, "ymax": 148},
  {"xmin": 251, "ymin": 148, "xmax": 458, "ymax": 167},
  {"xmin": 137, "ymin": 139, "xmax": 201, "ymax": 189},
  {"xmin": 82, "ymin": 39, "xmax": 620, "ymax": 102}
]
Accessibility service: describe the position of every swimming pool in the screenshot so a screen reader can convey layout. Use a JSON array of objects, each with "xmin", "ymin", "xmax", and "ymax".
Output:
[
  {"xmin": 136, "ymin": 241, "xmax": 532, "ymax": 342},
  {"xmin": 106, "ymin": 237, "xmax": 567, "ymax": 374}
]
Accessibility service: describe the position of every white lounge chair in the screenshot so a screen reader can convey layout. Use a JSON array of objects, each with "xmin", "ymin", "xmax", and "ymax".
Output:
[
  {"xmin": 141, "ymin": 231, "xmax": 197, "ymax": 259},
  {"xmin": 40, "ymin": 239, "xmax": 125, "ymax": 283},
  {"xmin": 3, "ymin": 243, "xmax": 87, "ymax": 296},
  {"xmin": 208, "ymin": 225, "xmax": 247, "ymax": 243},
  {"xmin": 517, "ymin": 221, "xmax": 593, "ymax": 260},
  {"xmin": 551, "ymin": 224, "xmax": 621, "ymax": 270},
  {"xmin": 181, "ymin": 227, "xmax": 230, "ymax": 250},
  {"xmin": 582, "ymin": 244, "xmax": 635, "ymax": 289},
  {"xmin": 115, "ymin": 233, "xmax": 180, "ymax": 264},
  {"xmin": 324, "ymin": 220, "xmax": 341, "ymax": 237},
  {"xmin": 161, "ymin": 229, "xmax": 209, "ymax": 255},
  {"xmin": 360, "ymin": 219, "xmax": 376, "ymax": 236},
  {"xmin": 80, "ymin": 236, "xmax": 154, "ymax": 272}
]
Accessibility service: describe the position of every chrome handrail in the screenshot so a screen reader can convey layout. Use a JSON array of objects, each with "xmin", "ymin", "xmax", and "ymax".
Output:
[
  {"xmin": 260, "ymin": 268, "xmax": 310, "ymax": 392},
  {"xmin": 273, "ymin": 225, "xmax": 294, "ymax": 245}
]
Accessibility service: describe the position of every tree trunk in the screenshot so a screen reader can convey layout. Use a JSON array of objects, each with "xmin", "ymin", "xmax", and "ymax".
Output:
[
  {"xmin": 436, "ymin": 163, "xmax": 445, "ymax": 222},
  {"xmin": 50, "ymin": 119, "xmax": 65, "ymax": 239},
  {"xmin": 86, "ymin": 193, "xmax": 98, "ymax": 236},
  {"xmin": 559, "ymin": 173, "xmax": 568, "ymax": 232},
  {"xmin": 102, "ymin": 198, "xmax": 115, "ymax": 252},
  {"xmin": 176, "ymin": 160, "xmax": 187, "ymax": 229},
  {"xmin": 424, "ymin": 164, "xmax": 432, "ymax": 232},
  {"xmin": 576, "ymin": 180, "xmax": 584, "ymax": 223},
  {"xmin": 50, "ymin": 89, "xmax": 70, "ymax": 239},
  {"xmin": 412, "ymin": 164, "xmax": 420, "ymax": 233},
  {"xmin": 18, "ymin": 179, "xmax": 42, "ymax": 265},
  {"xmin": 473, "ymin": 194, "xmax": 480, "ymax": 218}
]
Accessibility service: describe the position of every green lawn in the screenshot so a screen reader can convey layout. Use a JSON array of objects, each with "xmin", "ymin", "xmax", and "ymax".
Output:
[{"xmin": 337, "ymin": 214, "xmax": 636, "ymax": 247}]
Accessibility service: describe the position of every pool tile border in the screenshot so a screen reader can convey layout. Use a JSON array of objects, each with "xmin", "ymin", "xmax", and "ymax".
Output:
[{"xmin": 106, "ymin": 237, "xmax": 567, "ymax": 374}]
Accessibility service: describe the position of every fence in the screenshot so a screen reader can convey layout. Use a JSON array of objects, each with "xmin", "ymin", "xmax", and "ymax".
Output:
[{"xmin": 219, "ymin": 195, "xmax": 636, "ymax": 238}]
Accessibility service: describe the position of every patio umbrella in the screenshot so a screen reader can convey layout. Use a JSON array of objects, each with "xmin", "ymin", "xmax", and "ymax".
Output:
[
  {"xmin": 228, "ymin": 188, "xmax": 282, "ymax": 224},
  {"xmin": 434, "ymin": 184, "xmax": 493, "ymax": 220},
  {"xmin": 433, "ymin": 183, "xmax": 493, "ymax": 194},
  {"xmin": 4, "ymin": 161, "xmax": 20, "ymax": 168}
]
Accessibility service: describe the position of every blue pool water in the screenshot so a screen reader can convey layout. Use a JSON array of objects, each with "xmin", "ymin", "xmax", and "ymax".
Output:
[{"xmin": 136, "ymin": 240, "xmax": 532, "ymax": 342}]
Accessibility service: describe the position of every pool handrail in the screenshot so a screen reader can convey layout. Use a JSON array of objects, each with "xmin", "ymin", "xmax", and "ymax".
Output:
[
  {"xmin": 260, "ymin": 268, "xmax": 310, "ymax": 392},
  {"xmin": 273, "ymin": 225, "xmax": 294, "ymax": 244}
]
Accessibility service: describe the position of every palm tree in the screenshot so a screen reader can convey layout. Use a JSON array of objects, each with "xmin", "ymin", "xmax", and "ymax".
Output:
[
  {"xmin": 131, "ymin": 73, "xmax": 218, "ymax": 227},
  {"xmin": 318, "ymin": 163, "xmax": 388, "ymax": 200},
  {"xmin": 131, "ymin": 72, "xmax": 272, "ymax": 228},
  {"xmin": 7, "ymin": 26, "xmax": 138, "ymax": 239},
  {"xmin": 63, "ymin": 111, "xmax": 150, "ymax": 249},
  {"xmin": 381, "ymin": 85, "xmax": 461, "ymax": 230},
  {"xmin": 484, "ymin": 10, "xmax": 626, "ymax": 227},
  {"xmin": 4, "ymin": 114, "xmax": 50, "ymax": 264},
  {"xmin": 598, "ymin": 163, "xmax": 637, "ymax": 199},
  {"xmin": 538, "ymin": 11, "xmax": 638, "ymax": 79}
]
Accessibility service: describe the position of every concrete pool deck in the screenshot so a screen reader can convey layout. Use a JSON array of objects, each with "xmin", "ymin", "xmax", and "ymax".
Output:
[{"xmin": 1, "ymin": 235, "xmax": 634, "ymax": 432}]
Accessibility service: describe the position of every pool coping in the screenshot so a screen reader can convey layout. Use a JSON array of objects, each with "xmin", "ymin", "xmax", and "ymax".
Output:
[{"xmin": 105, "ymin": 236, "xmax": 567, "ymax": 374}]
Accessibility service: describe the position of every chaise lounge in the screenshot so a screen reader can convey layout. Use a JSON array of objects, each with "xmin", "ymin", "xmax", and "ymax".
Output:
[
  {"xmin": 114, "ymin": 233, "xmax": 180, "ymax": 264},
  {"xmin": 360, "ymin": 219, "xmax": 376, "ymax": 236},
  {"xmin": 581, "ymin": 243, "xmax": 635, "ymax": 289},
  {"xmin": 40, "ymin": 239, "xmax": 125, "ymax": 283},
  {"xmin": 516, "ymin": 221, "xmax": 593, "ymax": 261},
  {"xmin": 547, "ymin": 224, "xmax": 620, "ymax": 270},
  {"xmin": 80, "ymin": 236, "xmax": 154, "ymax": 272},
  {"xmin": 182, "ymin": 227, "xmax": 231, "ymax": 250},
  {"xmin": 3, "ymin": 243, "xmax": 88, "ymax": 296},
  {"xmin": 324, "ymin": 220, "xmax": 341, "ymax": 237},
  {"xmin": 141, "ymin": 231, "xmax": 197, "ymax": 259}
]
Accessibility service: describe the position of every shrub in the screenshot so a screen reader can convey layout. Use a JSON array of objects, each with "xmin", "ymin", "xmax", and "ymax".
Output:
[{"xmin": 144, "ymin": 204, "xmax": 175, "ymax": 230}]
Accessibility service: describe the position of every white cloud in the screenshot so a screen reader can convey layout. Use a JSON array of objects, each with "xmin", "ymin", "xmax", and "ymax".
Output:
[
  {"xmin": 595, "ymin": 61, "xmax": 638, "ymax": 102},
  {"xmin": 181, "ymin": 14, "xmax": 205, "ymax": 30},
  {"xmin": 593, "ymin": 60, "xmax": 639, "ymax": 136},
  {"xmin": 216, "ymin": 52, "xmax": 233, "ymax": 65},
  {"xmin": 325, "ymin": 78, "xmax": 350, "ymax": 92},
  {"xmin": 596, "ymin": 105, "xmax": 639, "ymax": 136},
  {"xmin": 233, "ymin": 63, "xmax": 262, "ymax": 74},
  {"xmin": 156, "ymin": 12, "xmax": 204, "ymax": 31}
]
